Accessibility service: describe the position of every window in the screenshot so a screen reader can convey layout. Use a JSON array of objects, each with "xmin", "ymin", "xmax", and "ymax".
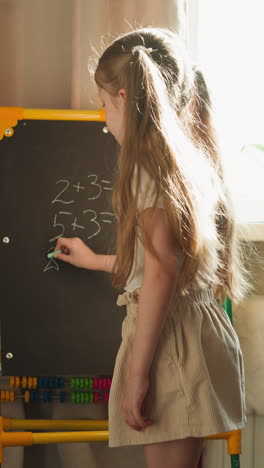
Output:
[{"xmin": 186, "ymin": 0, "xmax": 264, "ymax": 224}]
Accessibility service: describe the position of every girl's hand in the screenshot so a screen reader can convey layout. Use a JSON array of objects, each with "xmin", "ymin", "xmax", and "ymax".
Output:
[
  {"xmin": 122, "ymin": 374, "xmax": 153, "ymax": 432},
  {"xmin": 53, "ymin": 237, "xmax": 98, "ymax": 270}
]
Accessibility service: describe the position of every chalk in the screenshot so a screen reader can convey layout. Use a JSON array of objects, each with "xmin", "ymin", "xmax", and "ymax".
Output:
[{"xmin": 47, "ymin": 249, "xmax": 62, "ymax": 259}]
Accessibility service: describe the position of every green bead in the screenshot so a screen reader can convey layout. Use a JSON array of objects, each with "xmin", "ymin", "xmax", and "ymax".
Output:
[{"xmin": 70, "ymin": 378, "xmax": 75, "ymax": 389}]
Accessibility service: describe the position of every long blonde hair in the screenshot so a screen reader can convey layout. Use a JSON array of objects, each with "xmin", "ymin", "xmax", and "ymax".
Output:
[{"xmin": 95, "ymin": 27, "xmax": 251, "ymax": 303}]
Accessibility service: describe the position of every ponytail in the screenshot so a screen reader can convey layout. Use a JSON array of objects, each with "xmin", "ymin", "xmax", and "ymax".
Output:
[
  {"xmin": 187, "ymin": 66, "xmax": 221, "ymax": 172},
  {"xmin": 188, "ymin": 67, "xmax": 252, "ymax": 303}
]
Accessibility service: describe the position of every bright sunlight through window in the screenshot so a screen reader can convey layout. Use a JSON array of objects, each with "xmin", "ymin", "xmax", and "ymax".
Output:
[{"xmin": 187, "ymin": 0, "xmax": 264, "ymax": 223}]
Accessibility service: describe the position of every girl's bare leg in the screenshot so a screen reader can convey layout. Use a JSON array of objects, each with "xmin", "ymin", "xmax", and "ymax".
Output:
[{"xmin": 144, "ymin": 437, "xmax": 204, "ymax": 468}]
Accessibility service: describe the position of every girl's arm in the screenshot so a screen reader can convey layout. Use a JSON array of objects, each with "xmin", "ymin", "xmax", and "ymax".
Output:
[
  {"xmin": 97, "ymin": 254, "xmax": 117, "ymax": 273},
  {"xmin": 122, "ymin": 208, "xmax": 178, "ymax": 431},
  {"xmin": 128, "ymin": 208, "xmax": 178, "ymax": 377},
  {"xmin": 54, "ymin": 237, "xmax": 116, "ymax": 273}
]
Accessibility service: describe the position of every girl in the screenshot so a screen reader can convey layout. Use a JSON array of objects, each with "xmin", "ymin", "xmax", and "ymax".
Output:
[{"xmin": 54, "ymin": 28, "xmax": 249, "ymax": 468}]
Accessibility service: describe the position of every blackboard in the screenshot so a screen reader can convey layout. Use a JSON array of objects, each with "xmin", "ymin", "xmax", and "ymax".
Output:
[{"xmin": 0, "ymin": 118, "xmax": 125, "ymax": 376}]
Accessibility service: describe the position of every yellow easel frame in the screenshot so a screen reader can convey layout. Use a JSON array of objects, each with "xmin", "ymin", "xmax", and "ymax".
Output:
[{"xmin": 0, "ymin": 107, "xmax": 106, "ymax": 140}]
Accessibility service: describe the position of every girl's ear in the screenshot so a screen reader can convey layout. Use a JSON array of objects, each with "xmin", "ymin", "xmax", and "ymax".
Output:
[{"xmin": 118, "ymin": 88, "xmax": 126, "ymax": 101}]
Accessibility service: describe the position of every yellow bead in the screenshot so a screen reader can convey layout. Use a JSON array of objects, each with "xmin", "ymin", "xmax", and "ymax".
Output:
[
  {"xmin": 24, "ymin": 391, "xmax": 30, "ymax": 403},
  {"xmin": 10, "ymin": 391, "xmax": 15, "ymax": 401},
  {"xmin": 15, "ymin": 377, "xmax": 20, "ymax": 388},
  {"xmin": 22, "ymin": 377, "xmax": 27, "ymax": 389},
  {"xmin": 10, "ymin": 376, "xmax": 15, "ymax": 388},
  {"xmin": 32, "ymin": 377, "xmax": 37, "ymax": 389}
]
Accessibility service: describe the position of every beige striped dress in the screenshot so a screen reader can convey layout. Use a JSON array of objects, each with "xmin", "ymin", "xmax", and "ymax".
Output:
[{"xmin": 108, "ymin": 288, "xmax": 246, "ymax": 447}]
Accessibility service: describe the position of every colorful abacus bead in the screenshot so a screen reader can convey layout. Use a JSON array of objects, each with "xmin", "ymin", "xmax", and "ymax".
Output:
[
  {"xmin": 22, "ymin": 376, "xmax": 28, "ymax": 389},
  {"xmin": 9, "ymin": 376, "xmax": 15, "ymax": 388},
  {"xmin": 37, "ymin": 377, "xmax": 43, "ymax": 389},
  {"xmin": 32, "ymin": 377, "xmax": 38, "ymax": 389},
  {"xmin": 24, "ymin": 391, "xmax": 30, "ymax": 403},
  {"xmin": 102, "ymin": 379, "xmax": 108, "ymax": 390},
  {"xmin": 27, "ymin": 377, "xmax": 33, "ymax": 389},
  {"xmin": 60, "ymin": 392, "xmax": 66, "ymax": 403},
  {"xmin": 70, "ymin": 378, "xmax": 75, "ymax": 389},
  {"xmin": 48, "ymin": 377, "xmax": 53, "ymax": 388},
  {"xmin": 103, "ymin": 393, "xmax": 109, "ymax": 403},
  {"xmin": 85, "ymin": 378, "xmax": 93, "ymax": 389},
  {"xmin": 58, "ymin": 377, "xmax": 65, "ymax": 388}
]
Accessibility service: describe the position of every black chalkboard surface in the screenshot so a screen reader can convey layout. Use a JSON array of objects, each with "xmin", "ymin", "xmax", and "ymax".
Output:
[{"xmin": 0, "ymin": 119, "xmax": 125, "ymax": 375}]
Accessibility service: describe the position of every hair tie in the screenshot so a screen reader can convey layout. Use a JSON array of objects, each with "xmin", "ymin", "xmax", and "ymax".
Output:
[{"xmin": 131, "ymin": 45, "xmax": 157, "ymax": 56}]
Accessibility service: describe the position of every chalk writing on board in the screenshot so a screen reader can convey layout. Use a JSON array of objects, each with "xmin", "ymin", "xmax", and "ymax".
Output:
[
  {"xmin": 87, "ymin": 174, "xmax": 102, "ymax": 200},
  {"xmin": 48, "ymin": 211, "xmax": 73, "ymax": 243},
  {"xmin": 43, "ymin": 254, "xmax": 60, "ymax": 273},
  {"xmin": 73, "ymin": 182, "xmax": 85, "ymax": 192},
  {"xmin": 44, "ymin": 175, "xmax": 115, "ymax": 273},
  {"xmin": 52, "ymin": 180, "xmax": 75, "ymax": 204}
]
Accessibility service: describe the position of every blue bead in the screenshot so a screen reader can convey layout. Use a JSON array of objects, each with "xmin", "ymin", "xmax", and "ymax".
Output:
[
  {"xmin": 43, "ymin": 378, "xmax": 48, "ymax": 389},
  {"xmin": 59, "ymin": 378, "xmax": 65, "ymax": 388}
]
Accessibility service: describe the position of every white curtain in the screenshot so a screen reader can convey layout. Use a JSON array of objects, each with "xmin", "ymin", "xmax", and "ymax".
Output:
[{"xmin": 0, "ymin": 0, "xmax": 186, "ymax": 110}]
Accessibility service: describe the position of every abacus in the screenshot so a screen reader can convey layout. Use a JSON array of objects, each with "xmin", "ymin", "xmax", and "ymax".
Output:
[{"xmin": 0, "ymin": 375, "xmax": 112, "ymax": 404}]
